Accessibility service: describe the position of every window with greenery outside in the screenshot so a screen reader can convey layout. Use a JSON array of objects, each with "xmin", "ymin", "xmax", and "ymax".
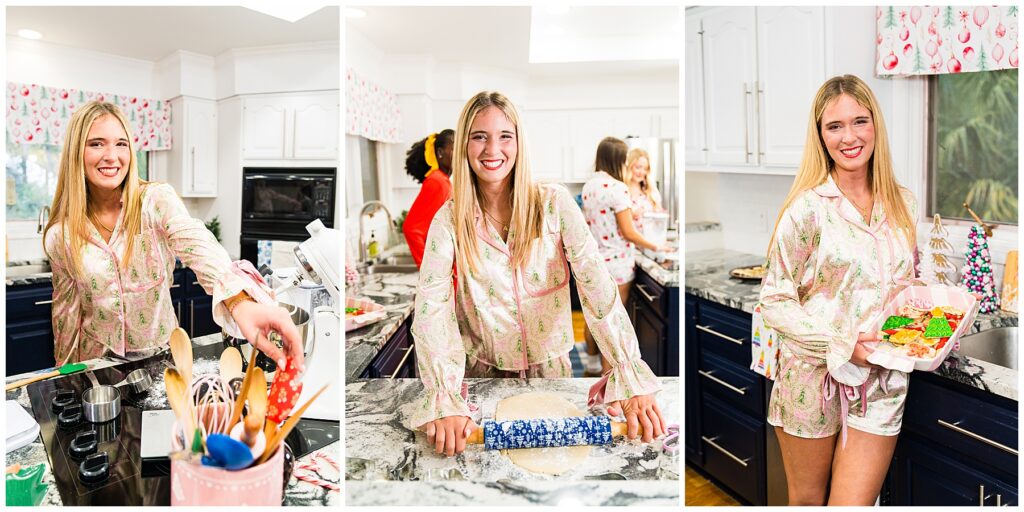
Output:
[
  {"xmin": 6, "ymin": 139, "xmax": 149, "ymax": 221},
  {"xmin": 929, "ymin": 69, "xmax": 1018, "ymax": 225}
]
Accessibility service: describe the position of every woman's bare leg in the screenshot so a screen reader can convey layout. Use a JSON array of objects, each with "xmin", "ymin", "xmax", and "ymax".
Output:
[
  {"xmin": 776, "ymin": 427, "xmax": 836, "ymax": 505},
  {"xmin": 827, "ymin": 428, "xmax": 898, "ymax": 505}
]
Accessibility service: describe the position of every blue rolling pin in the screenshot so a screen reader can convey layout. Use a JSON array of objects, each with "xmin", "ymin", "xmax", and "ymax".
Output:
[{"xmin": 467, "ymin": 416, "xmax": 642, "ymax": 450}]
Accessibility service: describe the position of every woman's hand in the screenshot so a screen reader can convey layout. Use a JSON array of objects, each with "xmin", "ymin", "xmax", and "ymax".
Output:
[
  {"xmin": 231, "ymin": 301, "xmax": 305, "ymax": 373},
  {"xmin": 424, "ymin": 416, "xmax": 478, "ymax": 457},
  {"xmin": 606, "ymin": 393, "xmax": 667, "ymax": 442},
  {"xmin": 850, "ymin": 331, "xmax": 881, "ymax": 368}
]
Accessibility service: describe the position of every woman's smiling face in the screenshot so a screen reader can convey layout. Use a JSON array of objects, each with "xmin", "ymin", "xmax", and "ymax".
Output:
[
  {"xmin": 466, "ymin": 106, "xmax": 518, "ymax": 187},
  {"xmin": 83, "ymin": 114, "xmax": 131, "ymax": 193},
  {"xmin": 820, "ymin": 94, "xmax": 875, "ymax": 175}
]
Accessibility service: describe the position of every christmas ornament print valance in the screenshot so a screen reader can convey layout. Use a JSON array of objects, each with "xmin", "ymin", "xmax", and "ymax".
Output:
[
  {"xmin": 876, "ymin": 6, "xmax": 1019, "ymax": 76},
  {"xmin": 345, "ymin": 68, "xmax": 401, "ymax": 143},
  {"xmin": 6, "ymin": 82, "xmax": 171, "ymax": 149}
]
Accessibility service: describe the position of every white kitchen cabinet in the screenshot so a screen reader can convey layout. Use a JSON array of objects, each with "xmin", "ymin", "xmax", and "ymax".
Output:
[
  {"xmin": 702, "ymin": 7, "xmax": 757, "ymax": 167},
  {"xmin": 524, "ymin": 111, "xmax": 569, "ymax": 182},
  {"xmin": 523, "ymin": 108, "xmax": 676, "ymax": 183},
  {"xmin": 757, "ymin": 6, "xmax": 826, "ymax": 168},
  {"xmin": 685, "ymin": 15, "xmax": 708, "ymax": 166},
  {"xmin": 165, "ymin": 97, "xmax": 218, "ymax": 197},
  {"xmin": 242, "ymin": 92, "xmax": 338, "ymax": 161},
  {"xmin": 688, "ymin": 6, "xmax": 827, "ymax": 173}
]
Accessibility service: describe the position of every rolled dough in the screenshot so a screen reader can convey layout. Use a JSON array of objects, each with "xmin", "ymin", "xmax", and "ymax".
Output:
[{"xmin": 493, "ymin": 392, "xmax": 590, "ymax": 475}]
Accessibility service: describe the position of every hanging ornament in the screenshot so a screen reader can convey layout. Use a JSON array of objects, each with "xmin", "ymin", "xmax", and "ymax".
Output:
[
  {"xmin": 904, "ymin": 43, "xmax": 914, "ymax": 56},
  {"xmin": 911, "ymin": 6, "xmax": 922, "ymax": 25},
  {"xmin": 884, "ymin": 51, "xmax": 900, "ymax": 70},
  {"xmin": 1010, "ymin": 46, "xmax": 1018, "ymax": 68},
  {"xmin": 958, "ymin": 28, "xmax": 971, "ymax": 44},
  {"xmin": 994, "ymin": 43, "xmax": 1005, "ymax": 63},
  {"xmin": 947, "ymin": 57, "xmax": 962, "ymax": 72},
  {"xmin": 996, "ymin": 22, "xmax": 1007, "ymax": 38},
  {"xmin": 927, "ymin": 40, "xmax": 939, "ymax": 57},
  {"xmin": 900, "ymin": 27, "xmax": 910, "ymax": 41},
  {"xmin": 973, "ymin": 7, "xmax": 989, "ymax": 28},
  {"xmin": 963, "ymin": 47, "xmax": 976, "ymax": 61}
]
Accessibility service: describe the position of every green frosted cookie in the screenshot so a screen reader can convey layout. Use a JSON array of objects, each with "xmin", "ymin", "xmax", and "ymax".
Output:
[
  {"xmin": 882, "ymin": 315, "xmax": 914, "ymax": 331},
  {"xmin": 924, "ymin": 316, "xmax": 953, "ymax": 338}
]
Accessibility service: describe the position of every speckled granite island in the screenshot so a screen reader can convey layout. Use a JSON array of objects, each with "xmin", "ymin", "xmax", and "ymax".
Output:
[
  {"xmin": 685, "ymin": 248, "xmax": 1019, "ymax": 400},
  {"xmin": 345, "ymin": 377, "xmax": 680, "ymax": 506},
  {"xmin": 5, "ymin": 333, "xmax": 339, "ymax": 506}
]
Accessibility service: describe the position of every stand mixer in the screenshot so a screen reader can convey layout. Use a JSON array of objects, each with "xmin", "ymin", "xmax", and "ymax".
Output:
[{"xmin": 271, "ymin": 219, "xmax": 340, "ymax": 421}]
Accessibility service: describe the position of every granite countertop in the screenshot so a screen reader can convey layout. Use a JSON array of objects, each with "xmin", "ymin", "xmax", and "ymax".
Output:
[
  {"xmin": 345, "ymin": 377, "xmax": 680, "ymax": 506},
  {"xmin": 685, "ymin": 248, "xmax": 1019, "ymax": 401},
  {"xmin": 6, "ymin": 259, "xmax": 189, "ymax": 287},
  {"xmin": 684, "ymin": 221, "xmax": 721, "ymax": 233},
  {"xmin": 345, "ymin": 271, "xmax": 419, "ymax": 380},
  {"xmin": 5, "ymin": 333, "xmax": 339, "ymax": 506},
  {"xmin": 636, "ymin": 251, "xmax": 679, "ymax": 288}
]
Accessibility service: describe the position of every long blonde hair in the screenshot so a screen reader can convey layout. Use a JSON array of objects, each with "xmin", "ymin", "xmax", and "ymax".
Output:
[
  {"xmin": 43, "ymin": 102, "xmax": 146, "ymax": 276},
  {"xmin": 766, "ymin": 74, "xmax": 915, "ymax": 257},
  {"xmin": 625, "ymin": 147, "xmax": 661, "ymax": 208},
  {"xmin": 451, "ymin": 91, "xmax": 544, "ymax": 277}
]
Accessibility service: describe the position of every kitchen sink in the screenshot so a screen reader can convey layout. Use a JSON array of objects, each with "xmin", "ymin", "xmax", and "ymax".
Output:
[
  {"xmin": 361, "ymin": 264, "xmax": 418, "ymax": 275},
  {"xmin": 955, "ymin": 327, "xmax": 1018, "ymax": 370},
  {"xmin": 6, "ymin": 263, "xmax": 52, "ymax": 278},
  {"xmin": 380, "ymin": 254, "xmax": 415, "ymax": 266}
]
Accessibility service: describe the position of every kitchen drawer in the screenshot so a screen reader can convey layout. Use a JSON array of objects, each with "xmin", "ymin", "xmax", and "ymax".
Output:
[
  {"xmin": 699, "ymin": 350, "xmax": 763, "ymax": 417},
  {"xmin": 369, "ymin": 318, "xmax": 415, "ymax": 378},
  {"xmin": 701, "ymin": 393, "xmax": 765, "ymax": 505},
  {"xmin": 6, "ymin": 283, "xmax": 55, "ymax": 320},
  {"xmin": 903, "ymin": 375, "xmax": 1018, "ymax": 474},
  {"xmin": 633, "ymin": 268, "xmax": 667, "ymax": 321},
  {"xmin": 893, "ymin": 434, "xmax": 1018, "ymax": 506},
  {"xmin": 696, "ymin": 300, "xmax": 751, "ymax": 366},
  {"xmin": 7, "ymin": 317, "xmax": 55, "ymax": 374}
]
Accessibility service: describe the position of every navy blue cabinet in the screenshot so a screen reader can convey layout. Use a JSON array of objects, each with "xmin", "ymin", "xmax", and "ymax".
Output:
[
  {"xmin": 7, "ymin": 266, "xmax": 218, "ymax": 375},
  {"xmin": 686, "ymin": 295, "xmax": 765, "ymax": 505},
  {"xmin": 886, "ymin": 372, "xmax": 1018, "ymax": 506},
  {"xmin": 627, "ymin": 267, "xmax": 679, "ymax": 376},
  {"xmin": 361, "ymin": 317, "xmax": 417, "ymax": 379},
  {"xmin": 6, "ymin": 283, "xmax": 56, "ymax": 374}
]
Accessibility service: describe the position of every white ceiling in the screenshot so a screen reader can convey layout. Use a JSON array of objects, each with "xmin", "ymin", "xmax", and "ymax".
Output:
[
  {"xmin": 347, "ymin": 6, "xmax": 679, "ymax": 78},
  {"xmin": 6, "ymin": 6, "xmax": 339, "ymax": 62}
]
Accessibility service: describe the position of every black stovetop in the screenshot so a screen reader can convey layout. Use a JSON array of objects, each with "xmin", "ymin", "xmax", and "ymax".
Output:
[{"xmin": 27, "ymin": 343, "xmax": 339, "ymax": 506}]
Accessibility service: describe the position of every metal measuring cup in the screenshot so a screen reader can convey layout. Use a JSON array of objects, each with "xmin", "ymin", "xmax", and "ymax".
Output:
[{"xmin": 82, "ymin": 372, "xmax": 121, "ymax": 423}]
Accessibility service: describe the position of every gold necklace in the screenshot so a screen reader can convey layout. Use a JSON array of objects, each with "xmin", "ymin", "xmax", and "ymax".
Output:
[
  {"xmin": 833, "ymin": 176, "xmax": 873, "ymax": 223},
  {"xmin": 89, "ymin": 211, "xmax": 116, "ymax": 233},
  {"xmin": 482, "ymin": 208, "xmax": 509, "ymax": 234}
]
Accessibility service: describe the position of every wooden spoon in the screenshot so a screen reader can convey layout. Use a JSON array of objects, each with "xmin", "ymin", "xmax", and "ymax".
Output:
[
  {"xmin": 228, "ymin": 344, "xmax": 260, "ymax": 431},
  {"xmin": 219, "ymin": 347, "xmax": 243, "ymax": 384},
  {"xmin": 169, "ymin": 328, "xmax": 193, "ymax": 388},
  {"xmin": 244, "ymin": 368, "xmax": 267, "ymax": 447},
  {"xmin": 164, "ymin": 368, "xmax": 195, "ymax": 448},
  {"xmin": 257, "ymin": 383, "xmax": 329, "ymax": 465}
]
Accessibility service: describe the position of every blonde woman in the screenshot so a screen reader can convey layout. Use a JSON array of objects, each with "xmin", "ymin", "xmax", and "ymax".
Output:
[
  {"xmin": 411, "ymin": 92, "xmax": 667, "ymax": 457},
  {"xmin": 624, "ymin": 147, "xmax": 663, "ymax": 232},
  {"xmin": 759, "ymin": 75, "xmax": 917, "ymax": 505},
  {"xmin": 43, "ymin": 102, "xmax": 303, "ymax": 369}
]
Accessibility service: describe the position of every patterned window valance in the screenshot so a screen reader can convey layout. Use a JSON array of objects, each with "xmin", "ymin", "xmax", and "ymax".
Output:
[
  {"xmin": 876, "ymin": 6, "xmax": 1019, "ymax": 76},
  {"xmin": 345, "ymin": 68, "xmax": 401, "ymax": 143},
  {"xmin": 6, "ymin": 82, "xmax": 171, "ymax": 149}
]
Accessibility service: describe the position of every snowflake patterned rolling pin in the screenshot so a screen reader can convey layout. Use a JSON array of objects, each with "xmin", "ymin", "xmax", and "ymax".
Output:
[{"xmin": 466, "ymin": 416, "xmax": 645, "ymax": 450}]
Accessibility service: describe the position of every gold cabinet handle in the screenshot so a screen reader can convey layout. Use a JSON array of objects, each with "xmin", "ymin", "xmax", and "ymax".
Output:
[
  {"xmin": 698, "ymin": 369, "xmax": 748, "ymax": 395},
  {"xmin": 34, "ymin": 299, "xmax": 54, "ymax": 306},
  {"xmin": 695, "ymin": 324, "xmax": 745, "ymax": 345},
  {"xmin": 701, "ymin": 436, "xmax": 750, "ymax": 467},
  {"xmin": 937, "ymin": 419, "xmax": 1018, "ymax": 456},
  {"xmin": 389, "ymin": 344, "xmax": 415, "ymax": 379}
]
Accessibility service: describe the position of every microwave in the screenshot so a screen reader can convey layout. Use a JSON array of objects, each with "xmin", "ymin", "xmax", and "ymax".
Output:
[{"xmin": 241, "ymin": 167, "xmax": 336, "ymax": 226}]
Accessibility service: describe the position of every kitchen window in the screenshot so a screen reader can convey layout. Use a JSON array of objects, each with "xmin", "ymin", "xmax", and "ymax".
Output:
[
  {"xmin": 5, "ymin": 140, "xmax": 149, "ymax": 221},
  {"xmin": 927, "ymin": 69, "xmax": 1017, "ymax": 226}
]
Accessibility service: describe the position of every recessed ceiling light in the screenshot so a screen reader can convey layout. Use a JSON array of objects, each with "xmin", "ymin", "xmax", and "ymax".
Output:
[
  {"xmin": 17, "ymin": 29, "xmax": 42, "ymax": 40},
  {"xmin": 345, "ymin": 8, "xmax": 366, "ymax": 19},
  {"xmin": 245, "ymin": 5, "xmax": 323, "ymax": 23}
]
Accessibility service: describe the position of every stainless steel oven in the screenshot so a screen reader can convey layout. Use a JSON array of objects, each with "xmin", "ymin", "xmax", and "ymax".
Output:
[{"xmin": 240, "ymin": 167, "xmax": 336, "ymax": 265}]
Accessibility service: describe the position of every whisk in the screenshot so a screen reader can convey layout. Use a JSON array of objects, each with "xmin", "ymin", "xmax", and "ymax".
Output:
[{"xmin": 191, "ymin": 374, "xmax": 234, "ymax": 437}]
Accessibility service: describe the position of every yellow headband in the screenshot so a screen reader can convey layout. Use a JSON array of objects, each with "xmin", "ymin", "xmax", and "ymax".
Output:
[{"xmin": 424, "ymin": 133, "xmax": 439, "ymax": 170}]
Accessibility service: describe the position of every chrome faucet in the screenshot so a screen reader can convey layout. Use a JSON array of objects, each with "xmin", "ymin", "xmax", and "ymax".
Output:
[
  {"xmin": 358, "ymin": 201, "xmax": 394, "ymax": 263},
  {"xmin": 37, "ymin": 206, "xmax": 50, "ymax": 234}
]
